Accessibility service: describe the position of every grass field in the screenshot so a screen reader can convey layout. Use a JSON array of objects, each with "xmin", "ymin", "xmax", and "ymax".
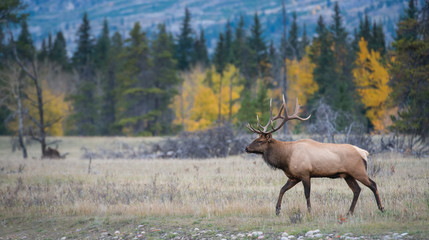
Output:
[{"xmin": 0, "ymin": 136, "xmax": 428, "ymax": 239}]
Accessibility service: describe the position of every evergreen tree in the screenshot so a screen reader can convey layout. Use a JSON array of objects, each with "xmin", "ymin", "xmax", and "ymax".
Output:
[
  {"xmin": 232, "ymin": 15, "xmax": 253, "ymax": 89},
  {"xmin": 16, "ymin": 19, "xmax": 34, "ymax": 61},
  {"xmin": 214, "ymin": 33, "xmax": 226, "ymax": 75},
  {"xmin": 116, "ymin": 22, "xmax": 153, "ymax": 135},
  {"xmin": 100, "ymin": 31, "xmax": 122, "ymax": 135},
  {"xmin": 176, "ymin": 7, "xmax": 194, "ymax": 71},
  {"xmin": 69, "ymin": 12, "xmax": 97, "ymax": 135},
  {"xmin": 247, "ymin": 13, "xmax": 267, "ymax": 81},
  {"xmin": 390, "ymin": 0, "xmax": 429, "ymax": 142},
  {"xmin": 359, "ymin": 14, "xmax": 371, "ymax": 42},
  {"xmin": 300, "ymin": 23, "xmax": 310, "ymax": 56},
  {"xmin": 151, "ymin": 23, "xmax": 181, "ymax": 135},
  {"xmin": 38, "ymin": 39, "xmax": 48, "ymax": 61},
  {"xmin": 287, "ymin": 12, "xmax": 299, "ymax": 59},
  {"xmin": 94, "ymin": 19, "xmax": 110, "ymax": 69},
  {"xmin": 224, "ymin": 20, "xmax": 233, "ymax": 64},
  {"xmin": 50, "ymin": 31, "xmax": 69, "ymax": 69},
  {"xmin": 330, "ymin": 2, "xmax": 355, "ymax": 118},
  {"xmin": 94, "ymin": 19, "xmax": 114, "ymax": 135},
  {"xmin": 309, "ymin": 16, "xmax": 338, "ymax": 110},
  {"xmin": 193, "ymin": 29, "xmax": 209, "ymax": 67}
]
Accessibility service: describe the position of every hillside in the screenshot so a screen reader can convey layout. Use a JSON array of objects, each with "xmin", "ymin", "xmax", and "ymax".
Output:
[{"xmin": 25, "ymin": 0, "xmax": 408, "ymax": 54}]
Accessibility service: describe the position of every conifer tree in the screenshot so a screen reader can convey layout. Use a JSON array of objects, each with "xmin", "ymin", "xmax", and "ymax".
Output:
[
  {"xmin": 151, "ymin": 23, "xmax": 181, "ymax": 134},
  {"xmin": 193, "ymin": 29, "xmax": 209, "ymax": 67},
  {"xmin": 287, "ymin": 12, "xmax": 299, "ymax": 59},
  {"xmin": 309, "ymin": 15, "xmax": 340, "ymax": 119},
  {"xmin": 69, "ymin": 12, "xmax": 97, "ymax": 135},
  {"xmin": 330, "ymin": 2, "xmax": 355, "ymax": 118},
  {"xmin": 390, "ymin": 0, "xmax": 429, "ymax": 142},
  {"xmin": 38, "ymin": 39, "xmax": 48, "ymax": 61},
  {"xmin": 300, "ymin": 23, "xmax": 310, "ymax": 58},
  {"xmin": 16, "ymin": 19, "xmax": 34, "ymax": 61},
  {"xmin": 232, "ymin": 15, "xmax": 252, "ymax": 88},
  {"xmin": 50, "ymin": 31, "xmax": 69, "ymax": 69},
  {"xmin": 176, "ymin": 8, "xmax": 194, "ymax": 71},
  {"xmin": 116, "ymin": 22, "xmax": 153, "ymax": 135},
  {"xmin": 247, "ymin": 13, "xmax": 267, "ymax": 82},
  {"xmin": 94, "ymin": 19, "xmax": 110, "ymax": 69},
  {"xmin": 359, "ymin": 14, "xmax": 371, "ymax": 42},
  {"xmin": 224, "ymin": 20, "xmax": 233, "ymax": 65}
]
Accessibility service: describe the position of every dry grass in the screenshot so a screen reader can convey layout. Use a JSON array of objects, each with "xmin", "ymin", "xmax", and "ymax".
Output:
[{"xmin": 0, "ymin": 136, "xmax": 428, "ymax": 237}]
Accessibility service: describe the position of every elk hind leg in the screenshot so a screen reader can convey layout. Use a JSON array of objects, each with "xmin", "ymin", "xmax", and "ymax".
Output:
[
  {"xmin": 355, "ymin": 175, "xmax": 384, "ymax": 212},
  {"xmin": 344, "ymin": 176, "xmax": 361, "ymax": 215},
  {"xmin": 302, "ymin": 177, "xmax": 311, "ymax": 212},
  {"xmin": 276, "ymin": 179, "xmax": 300, "ymax": 216}
]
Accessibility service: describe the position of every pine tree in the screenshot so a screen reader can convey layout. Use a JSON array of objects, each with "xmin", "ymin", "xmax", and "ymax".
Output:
[
  {"xmin": 69, "ymin": 12, "xmax": 97, "ymax": 135},
  {"xmin": 94, "ymin": 19, "xmax": 110, "ymax": 70},
  {"xmin": 224, "ymin": 20, "xmax": 233, "ymax": 65},
  {"xmin": 193, "ymin": 29, "xmax": 209, "ymax": 67},
  {"xmin": 232, "ymin": 15, "xmax": 252, "ymax": 88},
  {"xmin": 176, "ymin": 7, "xmax": 194, "ymax": 71},
  {"xmin": 309, "ymin": 16, "xmax": 339, "ymax": 115},
  {"xmin": 151, "ymin": 23, "xmax": 181, "ymax": 135},
  {"xmin": 116, "ymin": 22, "xmax": 153, "ymax": 135},
  {"xmin": 390, "ymin": 0, "xmax": 429, "ymax": 142},
  {"xmin": 16, "ymin": 19, "xmax": 34, "ymax": 61},
  {"xmin": 247, "ymin": 13, "xmax": 267, "ymax": 81},
  {"xmin": 359, "ymin": 14, "xmax": 371, "ymax": 42},
  {"xmin": 300, "ymin": 23, "xmax": 310, "ymax": 57},
  {"xmin": 330, "ymin": 2, "xmax": 355, "ymax": 118},
  {"xmin": 50, "ymin": 31, "xmax": 69, "ymax": 69},
  {"xmin": 38, "ymin": 39, "xmax": 48, "ymax": 61},
  {"xmin": 287, "ymin": 12, "xmax": 299, "ymax": 59}
]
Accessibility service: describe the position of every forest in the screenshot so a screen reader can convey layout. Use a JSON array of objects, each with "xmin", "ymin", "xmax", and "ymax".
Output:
[{"xmin": 0, "ymin": 0, "xmax": 428, "ymax": 157}]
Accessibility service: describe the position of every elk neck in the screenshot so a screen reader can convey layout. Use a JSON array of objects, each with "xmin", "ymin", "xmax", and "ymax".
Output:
[{"xmin": 262, "ymin": 139, "xmax": 293, "ymax": 170}]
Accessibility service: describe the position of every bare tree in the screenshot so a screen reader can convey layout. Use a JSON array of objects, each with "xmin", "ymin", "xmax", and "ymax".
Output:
[
  {"xmin": 0, "ymin": 62, "xmax": 28, "ymax": 158},
  {"xmin": 6, "ymin": 24, "xmax": 62, "ymax": 157}
]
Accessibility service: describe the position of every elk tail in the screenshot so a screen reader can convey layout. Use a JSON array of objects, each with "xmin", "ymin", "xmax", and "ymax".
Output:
[{"xmin": 352, "ymin": 146, "xmax": 369, "ymax": 170}]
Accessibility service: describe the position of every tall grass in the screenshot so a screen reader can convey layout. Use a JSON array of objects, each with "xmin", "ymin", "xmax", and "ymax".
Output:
[{"xmin": 0, "ymin": 136, "xmax": 428, "ymax": 233}]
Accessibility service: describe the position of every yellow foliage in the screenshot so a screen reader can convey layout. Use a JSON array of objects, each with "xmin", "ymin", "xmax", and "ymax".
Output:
[
  {"xmin": 173, "ymin": 64, "xmax": 243, "ymax": 131},
  {"xmin": 353, "ymin": 38, "xmax": 392, "ymax": 131},
  {"xmin": 273, "ymin": 53, "xmax": 318, "ymax": 131},
  {"xmin": 8, "ymin": 80, "xmax": 69, "ymax": 136}
]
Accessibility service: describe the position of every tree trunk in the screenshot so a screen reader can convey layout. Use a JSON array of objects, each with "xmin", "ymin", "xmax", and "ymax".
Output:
[
  {"xmin": 16, "ymin": 81, "xmax": 27, "ymax": 158},
  {"xmin": 218, "ymin": 72, "xmax": 223, "ymax": 126}
]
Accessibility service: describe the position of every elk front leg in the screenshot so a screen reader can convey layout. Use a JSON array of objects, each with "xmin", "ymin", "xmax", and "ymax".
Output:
[
  {"xmin": 275, "ymin": 179, "xmax": 300, "ymax": 216},
  {"xmin": 302, "ymin": 177, "xmax": 311, "ymax": 212}
]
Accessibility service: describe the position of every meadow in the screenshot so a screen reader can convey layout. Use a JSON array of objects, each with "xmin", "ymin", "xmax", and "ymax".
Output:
[{"xmin": 0, "ymin": 136, "xmax": 428, "ymax": 239}]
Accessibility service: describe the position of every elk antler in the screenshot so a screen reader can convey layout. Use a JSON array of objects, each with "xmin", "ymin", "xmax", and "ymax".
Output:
[{"xmin": 246, "ymin": 95, "xmax": 311, "ymax": 135}]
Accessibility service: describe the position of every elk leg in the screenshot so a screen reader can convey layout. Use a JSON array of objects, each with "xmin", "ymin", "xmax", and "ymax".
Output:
[
  {"xmin": 302, "ymin": 177, "xmax": 311, "ymax": 212},
  {"xmin": 275, "ymin": 179, "xmax": 300, "ymax": 216},
  {"xmin": 344, "ymin": 176, "xmax": 361, "ymax": 215},
  {"xmin": 355, "ymin": 176, "xmax": 385, "ymax": 212}
]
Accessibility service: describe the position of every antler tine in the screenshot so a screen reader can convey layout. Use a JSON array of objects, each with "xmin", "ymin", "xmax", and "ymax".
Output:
[
  {"xmin": 246, "ymin": 123, "xmax": 262, "ymax": 134},
  {"xmin": 245, "ymin": 95, "xmax": 310, "ymax": 135},
  {"xmin": 261, "ymin": 98, "xmax": 274, "ymax": 132},
  {"xmin": 288, "ymin": 98, "xmax": 311, "ymax": 121}
]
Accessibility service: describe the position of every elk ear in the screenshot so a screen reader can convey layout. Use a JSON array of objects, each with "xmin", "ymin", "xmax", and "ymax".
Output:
[{"xmin": 266, "ymin": 133, "xmax": 272, "ymax": 142}]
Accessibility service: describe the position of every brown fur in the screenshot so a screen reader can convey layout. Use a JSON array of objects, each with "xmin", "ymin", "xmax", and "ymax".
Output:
[
  {"xmin": 245, "ymin": 134, "xmax": 384, "ymax": 216},
  {"xmin": 43, "ymin": 147, "xmax": 66, "ymax": 159}
]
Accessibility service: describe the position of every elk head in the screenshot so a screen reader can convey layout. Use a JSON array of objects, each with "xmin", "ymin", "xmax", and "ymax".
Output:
[{"xmin": 245, "ymin": 95, "xmax": 311, "ymax": 154}]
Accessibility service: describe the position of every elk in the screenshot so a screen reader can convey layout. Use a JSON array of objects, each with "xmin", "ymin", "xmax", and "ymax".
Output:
[{"xmin": 245, "ymin": 95, "xmax": 384, "ymax": 216}]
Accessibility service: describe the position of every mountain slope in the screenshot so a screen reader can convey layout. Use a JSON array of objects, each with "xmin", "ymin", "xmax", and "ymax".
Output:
[{"xmin": 24, "ymin": 0, "xmax": 409, "ymax": 54}]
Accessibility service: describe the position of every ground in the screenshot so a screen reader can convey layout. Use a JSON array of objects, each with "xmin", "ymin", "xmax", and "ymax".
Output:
[{"xmin": 0, "ymin": 136, "xmax": 428, "ymax": 239}]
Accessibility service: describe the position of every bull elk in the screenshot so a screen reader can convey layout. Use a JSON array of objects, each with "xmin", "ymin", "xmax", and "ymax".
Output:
[{"xmin": 245, "ymin": 95, "xmax": 384, "ymax": 215}]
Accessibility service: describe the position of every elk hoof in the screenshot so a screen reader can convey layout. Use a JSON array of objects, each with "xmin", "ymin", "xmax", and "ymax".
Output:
[
  {"xmin": 276, "ymin": 207, "xmax": 281, "ymax": 216},
  {"xmin": 380, "ymin": 207, "xmax": 385, "ymax": 212}
]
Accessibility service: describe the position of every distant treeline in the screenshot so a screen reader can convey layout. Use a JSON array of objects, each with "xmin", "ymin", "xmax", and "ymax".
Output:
[{"xmin": 0, "ymin": 0, "xmax": 428, "ymax": 143}]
